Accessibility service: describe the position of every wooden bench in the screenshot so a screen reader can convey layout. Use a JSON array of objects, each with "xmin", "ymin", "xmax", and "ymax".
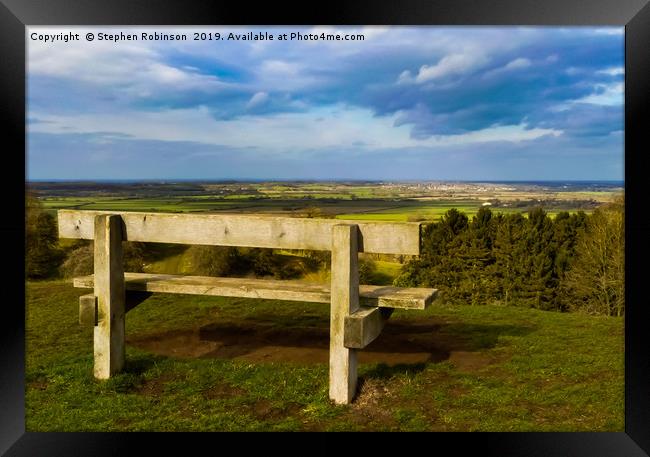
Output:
[{"xmin": 58, "ymin": 209, "xmax": 438, "ymax": 404}]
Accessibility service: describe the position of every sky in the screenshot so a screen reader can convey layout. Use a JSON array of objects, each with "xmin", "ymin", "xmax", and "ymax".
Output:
[{"xmin": 26, "ymin": 26, "xmax": 624, "ymax": 181}]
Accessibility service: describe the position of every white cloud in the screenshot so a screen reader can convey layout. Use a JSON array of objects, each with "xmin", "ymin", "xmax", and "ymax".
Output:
[
  {"xmin": 596, "ymin": 67, "xmax": 624, "ymax": 76},
  {"xmin": 260, "ymin": 59, "xmax": 300, "ymax": 76},
  {"xmin": 439, "ymin": 123, "xmax": 561, "ymax": 144},
  {"xmin": 574, "ymin": 82, "xmax": 624, "ymax": 106},
  {"xmin": 28, "ymin": 105, "xmax": 402, "ymax": 151},
  {"xmin": 415, "ymin": 53, "xmax": 489, "ymax": 83},
  {"xmin": 482, "ymin": 57, "xmax": 532, "ymax": 79},
  {"xmin": 29, "ymin": 104, "xmax": 562, "ymax": 153},
  {"xmin": 504, "ymin": 58, "xmax": 531, "ymax": 70},
  {"xmin": 29, "ymin": 42, "xmax": 151, "ymax": 84},
  {"xmin": 256, "ymin": 59, "xmax": 323, "ymax": 91},
  {"xmin": 246, "ymin": 91, "xmax": 269, "ymax": 109},
  {"xmin": 397, "ymin": 70, "xmax": 414, "ymax": 84},
  {"xmin": 553, "ymin": 81, "xmax": 624, "ymax": 110}
]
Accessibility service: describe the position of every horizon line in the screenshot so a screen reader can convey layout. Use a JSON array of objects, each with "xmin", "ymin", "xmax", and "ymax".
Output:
[{"xmin": 25, "ymin": 178, "xmax": 625, "ymax": 185}]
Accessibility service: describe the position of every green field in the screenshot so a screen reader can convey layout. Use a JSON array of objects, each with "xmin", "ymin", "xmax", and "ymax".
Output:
[
  {"xmin": 33, "ymin": 180, "xmax": 618, "ymax": 223},
  {"xmin": 40, "ymin": 197, "xmax": 250, "ymax": 212},
  {"xmin": 26, "ymin": 280, "xmax": 623, "ymax": 432},
  {"xmin": 40, "ymin": 195, "xmax": 594, "ymax": 223}
]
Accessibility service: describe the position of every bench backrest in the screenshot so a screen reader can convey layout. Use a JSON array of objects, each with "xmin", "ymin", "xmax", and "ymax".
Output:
[{"xmin": 57, "ymin": 210, "xmax": 422, "ymax": 255}]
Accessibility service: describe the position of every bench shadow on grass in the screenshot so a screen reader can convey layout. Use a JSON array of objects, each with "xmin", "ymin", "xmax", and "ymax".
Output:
[
  {"xmin": 128, "ymin": 317, "xmax": 536, "ymax": 380},
  {"xmin": 122, "ymin": 353, "xmax": 161, "ymax": 376}
]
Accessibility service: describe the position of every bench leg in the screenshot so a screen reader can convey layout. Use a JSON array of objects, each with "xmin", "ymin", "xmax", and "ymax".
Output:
[
  {"xmin": 329, "ymin": 224, "xmax": 360, "ymax": 404},
  {"xmin": 93, "ymin": 215, "xmax": 126, "ymax": 379}
]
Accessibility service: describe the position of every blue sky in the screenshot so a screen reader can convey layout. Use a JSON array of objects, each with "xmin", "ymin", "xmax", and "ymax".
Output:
[{"xmin": 27, "ymin": 26, "xmax": 624, "ymax": 181}]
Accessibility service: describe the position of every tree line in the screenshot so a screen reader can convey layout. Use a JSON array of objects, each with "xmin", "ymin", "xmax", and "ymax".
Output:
[{"xmin": 395, "ymin": 197, "xmax": 624, "ymax": 316}]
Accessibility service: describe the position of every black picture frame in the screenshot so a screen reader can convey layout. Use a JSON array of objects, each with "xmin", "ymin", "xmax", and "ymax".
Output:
[{"xmin": 3, "ymin": 0, "xmax": 649, "ymax": 454}]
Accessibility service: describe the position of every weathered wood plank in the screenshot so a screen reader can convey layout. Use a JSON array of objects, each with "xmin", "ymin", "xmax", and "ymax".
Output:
[
  {"xmin": 329, "ymin": 224, "xmax": 359, "ymax": 404},
  {"xmin": 57, "ymin": 210, "xmax": 422, "ymax": 255},
  {"xmin": 73, "ymin": 273, "xmax": 438, "ymax": 310},
  {"xmin": 360, "ymin": 286, "xmax": 438, "ymax": 309},
  {"xmin": 93, "ymin": 215, "xmax": 126, "ymax": 379},
  {"xmin": 344, "ymin": 307, "xmax": 394, "ymax": 349},
  {"xmin": 79, "ymin": 294, "xmax": 97, "ymax": 326}
]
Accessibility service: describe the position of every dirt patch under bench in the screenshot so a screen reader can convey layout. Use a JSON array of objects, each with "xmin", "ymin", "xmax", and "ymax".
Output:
[{"xmin": 127, "ymin": 318, "xmax": 509, "ymax": 371}]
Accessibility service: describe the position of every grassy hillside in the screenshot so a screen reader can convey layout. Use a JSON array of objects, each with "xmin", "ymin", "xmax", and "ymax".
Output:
[{"xmin": 26, "ymin": 280, "xmax": 623, "ymax": 432}]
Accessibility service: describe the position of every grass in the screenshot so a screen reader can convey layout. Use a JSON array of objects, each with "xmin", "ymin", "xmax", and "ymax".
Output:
[
  {"xmin": 365, "ymin": 259, "xmax": 403, "ymax": 285},
  {"xmin": 26, "ymin": 279, "xmax": 624, "ymax": 432},
  {"xmin": 335, "ymin": 206, "xmax": 478, "ymax": 222}
]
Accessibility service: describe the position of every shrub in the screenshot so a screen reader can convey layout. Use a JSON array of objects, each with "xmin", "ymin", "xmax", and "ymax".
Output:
[
  {"xmin": 246, "ymin": 248, "xmax": 276, "ymax": 277},
  {"xmin": 59, "ymin": 243, "xmax": 94, "ymax": 278},
  {"xmin": 562, "ymin": 198, "xmax": 624, "ymax": 316},
  {"xmin": 26, "ymin": 193, "xmax": 64, "ymax": 278},
  {"xmin": 59, "ymin": 241, "xmax": 147, "ymax": 278},
  {"xmin": 358, "ymin": 258, "xmax": 377, "ymax": 284},
  {"xmin": 274, "ymin": 258, "xmax": 305, "ymax": 279},
  {"xmin": 245, "ymin": 248, "xmax": 305, "ymax": 279},
  {"xmin": 185, "ymin": 245, "xmax": 245, "ymax": 276},
  {"xmin": 123, "ymin": 242, "xmax": 146, "ymax": 273},
  {"xmin": 302, "ymin": 250, "xmax": 331, "ymax": 271}
]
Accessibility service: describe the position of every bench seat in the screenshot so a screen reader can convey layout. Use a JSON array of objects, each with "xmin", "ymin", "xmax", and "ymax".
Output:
[{"xmin": 73, "ymin": 272, "xmax": 438, "ymax": 310}]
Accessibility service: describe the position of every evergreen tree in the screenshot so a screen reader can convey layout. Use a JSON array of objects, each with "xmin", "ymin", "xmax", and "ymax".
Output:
[
  {"xmin": 395, "ymin": 209, "xmax": 468, "ymax": 289},
  {"xmin": 551, "ymin": 211, "xmax": 588, "ymax": 310},
  {"xmin": 493, "ymin": 213, "xmax": 527, "ymax": 307},
  {"xmin": 519, "ymin": 207, "xmax": 556, "ymax": 309},
  {"xmin": 450, "ymin": 207, "xmax": 497, "ymax": 305}
]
